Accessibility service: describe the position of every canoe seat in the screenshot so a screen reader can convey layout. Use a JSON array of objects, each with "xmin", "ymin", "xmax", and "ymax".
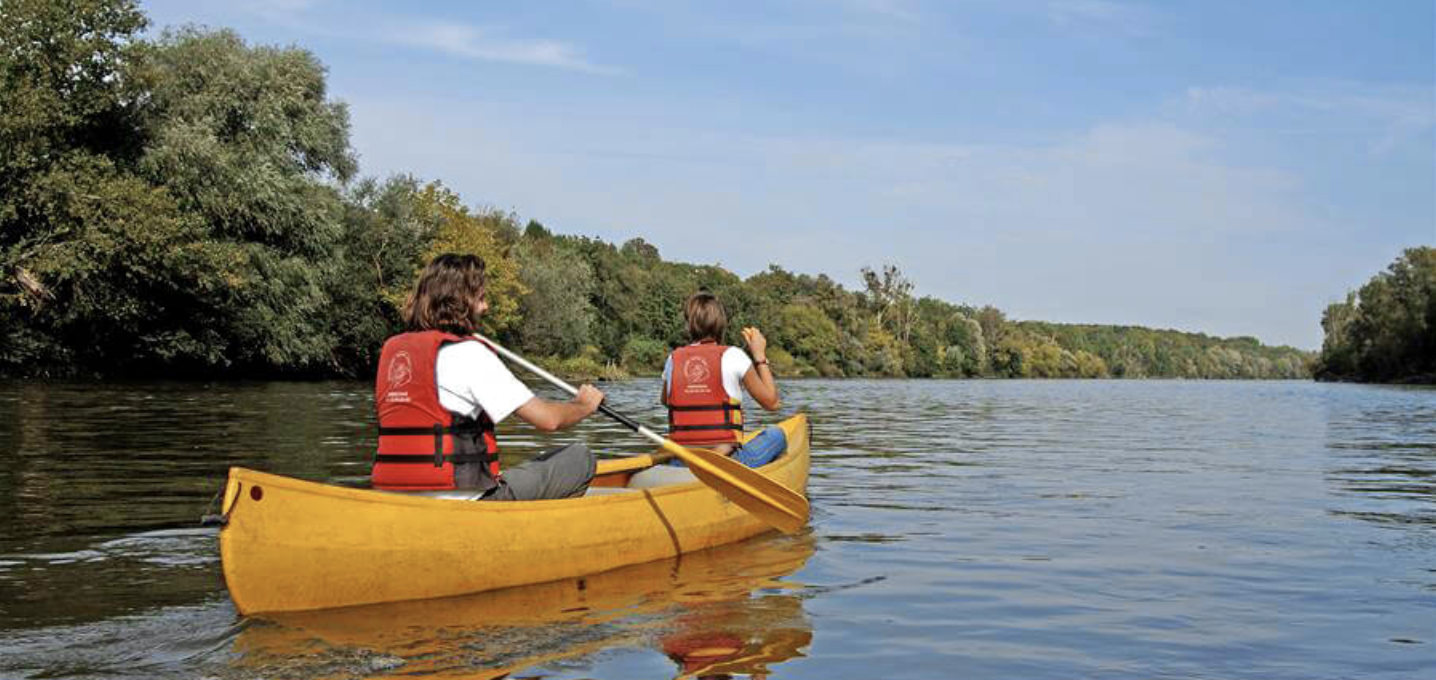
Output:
[
  {"xmin": 389, "ymin": 490, "xmax": 486, "ymax": 501},
  {"xmin": 626, "ymin": 465, "xmax": 698, "ymax": 489}
]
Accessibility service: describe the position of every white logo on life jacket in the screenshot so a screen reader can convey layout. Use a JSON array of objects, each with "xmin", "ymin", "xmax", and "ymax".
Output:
[
  {"xmin": 682, "ymin": 355, "xmax": 712, "ymax": 391},
  {"xmin": 388, "ymin": 351, "xmax": 414, "ymax": 389}
]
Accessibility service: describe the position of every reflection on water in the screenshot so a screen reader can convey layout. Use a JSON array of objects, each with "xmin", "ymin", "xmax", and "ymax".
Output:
[
  {"xmin": 2, "ymin": 379, "xmax": 1435, "ymax": 679},
  {"xmin": 231, "ymin": 533, "xmax": 815, "ymax": 678}
]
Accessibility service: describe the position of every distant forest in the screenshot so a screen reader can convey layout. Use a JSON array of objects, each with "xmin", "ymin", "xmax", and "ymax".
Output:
[
  {"xmin": 1314, "ymin": 247, "xmax": 1435, "ymax": 384},
  {"xmin": 0, "ymin": 0, "xmax": 1312, "ymax": 380}
]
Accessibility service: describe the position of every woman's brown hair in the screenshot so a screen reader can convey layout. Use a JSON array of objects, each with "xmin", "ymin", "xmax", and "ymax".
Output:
[
  {"xmin": 402, "ymin": 253, "xmax": 487, "ymax": 334},
  {"xmin": 684, "ymin": 291, "xmax": 727, "ymax": 342}
]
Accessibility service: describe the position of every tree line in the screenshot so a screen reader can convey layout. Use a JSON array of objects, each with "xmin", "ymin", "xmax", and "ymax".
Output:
[
  {"xmin": 0, "ymin": 0, "xmax": 1312, "ymax": 380},
  {"xmin": 1314, "ymin": 247, "xmax": 1435, "ymax": 384}
]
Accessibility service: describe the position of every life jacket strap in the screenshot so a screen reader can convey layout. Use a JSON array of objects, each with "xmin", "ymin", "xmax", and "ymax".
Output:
[
  {"xmin": 670, "ymin": 423, "xmax": 744, "ymax": 432},
  {"xmin": 373, "ymin": 452, "xmax": 498, "ymax": 465},
  {"xmin": 667, "ymin": 402, "xmax": 742, "ymax": 433},
  {"xmin": 376, "ymin": 424, "xmax": 487, "ymax": 435},
  {"xmin": 665, "ymin": 403, "xmax": 743, "ymax": 412},
  {"xmin": 377, "ymin": 423, "xmax": 495, "ymax": 467}
]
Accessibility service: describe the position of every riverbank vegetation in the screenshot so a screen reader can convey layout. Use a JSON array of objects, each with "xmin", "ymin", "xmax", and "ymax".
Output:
[
  {"xmin": 1314, "ymin": 247, "xmax": 1435, "ymax": 384},
  {"xmin": 0, "ymin": 1, "xmax": 1311, "ymax": 380}
]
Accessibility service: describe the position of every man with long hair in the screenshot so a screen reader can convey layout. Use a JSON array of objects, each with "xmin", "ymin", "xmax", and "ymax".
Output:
[{"xmin": 372, "ymin": 253, "xmax": 603, "ymax": 499}]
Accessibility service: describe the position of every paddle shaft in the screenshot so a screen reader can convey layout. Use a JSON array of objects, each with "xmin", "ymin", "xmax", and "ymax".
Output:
[{"xmin": 473, "ymin": 335, "xmax": 665, "ymax": 445}]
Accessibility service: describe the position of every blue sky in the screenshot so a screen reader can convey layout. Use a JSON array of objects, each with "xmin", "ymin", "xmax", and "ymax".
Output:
[{"xmin": 141, "ymin": 0, "xmax": 1434, "ymax": 350}]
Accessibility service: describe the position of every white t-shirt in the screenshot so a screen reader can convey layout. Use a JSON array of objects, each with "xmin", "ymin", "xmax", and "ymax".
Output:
[
  {"xmin": 662, "ymin": 345, "xmax": 753, "ymax": 402},
  {"xmin": 435, "ymin": 341, "xmax": 535, "ymax": 423}
]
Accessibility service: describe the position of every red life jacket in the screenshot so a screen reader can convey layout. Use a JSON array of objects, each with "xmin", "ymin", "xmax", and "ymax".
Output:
[
  {"xmin": 372, "ymin": 331, "xmax": 501, "ymax": 491},
  {"xmin": 666, "ymin": 341, "xmax": 744, "ymax": 445}
]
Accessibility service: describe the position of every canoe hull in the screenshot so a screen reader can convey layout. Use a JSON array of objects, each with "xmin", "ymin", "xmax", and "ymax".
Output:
[{"xmin": 219, "ymin": 414, "xmax": 809, "ymax": 614}]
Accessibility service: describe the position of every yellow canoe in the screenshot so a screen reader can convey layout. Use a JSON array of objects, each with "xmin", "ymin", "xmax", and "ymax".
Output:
[{"xmin": 218, "ymin": 413, "xmax": 810, "ymax": 614}]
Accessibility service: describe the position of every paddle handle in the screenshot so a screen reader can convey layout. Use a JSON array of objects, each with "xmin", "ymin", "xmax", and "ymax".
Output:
[{"xmin": 474, "ymin": 334, "xmax": 665, "ymax": 446}]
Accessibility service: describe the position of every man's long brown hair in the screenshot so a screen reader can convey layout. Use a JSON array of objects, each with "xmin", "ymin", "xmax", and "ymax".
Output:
[{"xmin": 402, "ymin": 253, "xmax": 487, "ymax": 335}]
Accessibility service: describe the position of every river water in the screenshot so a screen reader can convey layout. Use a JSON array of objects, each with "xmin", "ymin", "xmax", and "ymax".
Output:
[{"xmin": 0, "ymin": 379, "xmax": 1432, "ymax": 679}]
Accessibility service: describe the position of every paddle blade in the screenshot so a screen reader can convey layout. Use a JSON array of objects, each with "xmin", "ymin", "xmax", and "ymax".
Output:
[{"xmin": 660, "ymin": 440, "xmax": 810, "ymax": 534}]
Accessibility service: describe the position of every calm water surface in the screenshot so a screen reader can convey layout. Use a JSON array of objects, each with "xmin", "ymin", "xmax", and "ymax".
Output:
[{"xmin": 0, "ymin": 379, "xmax": 1433, "ymax": 679}]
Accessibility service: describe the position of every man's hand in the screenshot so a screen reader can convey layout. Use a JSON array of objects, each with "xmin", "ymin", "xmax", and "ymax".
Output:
[
  {"xmin": 574, "ymin": 384, "xmax": 605, "ymax": 415},
  {"xmin": 516, "ymin": 385, "xmax": 606, "ymax": 432}
]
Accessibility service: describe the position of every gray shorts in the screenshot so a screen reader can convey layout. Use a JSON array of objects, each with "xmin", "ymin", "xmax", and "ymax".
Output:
[{"xmin": 483, "ymin": 442, "xmax": 596, "ymax": 501}]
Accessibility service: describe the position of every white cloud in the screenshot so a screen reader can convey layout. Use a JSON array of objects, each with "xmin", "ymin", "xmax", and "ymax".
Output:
[
  {"xmin": 401, "ymin": 22, "xmax": 622, "ymax": 75},
  {"xmin": 168, "ymin": 1, "xmax": 622, "ymax": 75}
]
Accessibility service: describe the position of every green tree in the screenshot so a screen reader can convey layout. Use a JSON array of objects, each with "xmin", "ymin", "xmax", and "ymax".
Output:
[
  {"xmin": 861, "ymin": 263, "xmax": 915, "ymax": 342},
  {"xmin": 4, "ymin": 162, "xmax": 238, "ymax": 371},
  {"xmin": 1316, "ymin": 294, "xmax": 1359, "ymax": 379},
  {"xmin": 0, "ymin": 0, "xmax": 147, "ymax": 229},
  {"xmin": 862, "ymin": 323, "xmax": 906, "ymax": 377},
  {"xmin": 513, "ymin": 239, "xmax": 596, "ymax": 356},
  {"xmin": 132, "ymin": 27, "xmax": 357, "ymax": 371},
  {"xmin": 620, "ymin": 335, "xmax": 668, "ymax": 374},
  {"xmin": 412, "ymin": 182, "xmax": 526, "ymax": 336},
  {"xmin": 770, "ymin": 301, "xmax": 840, "ymax": 371},
  {"xmin": 945, "ymin": 314, "xmax": 986, "ymax": 376},
  {"xmin": 0, "ymin": 5, "xmax": 286, "ymax": 373},
  {"xmin": 975, "ymin": 306, "xmax": 1008, "ymax": 353},
  {"xmin": 1316, "ymin": 247, "xmax": 1436, "ymax": 383},
  {"xmin": 620, "ymin": 237, "xmax": 660, "ymax": 261},
  {"xmin": 324, "ymin": 175, "xmax": 431, "ymax": 374},
  {"xmin": 1074, "ymin": 350, "xmax": 1108, "ymax": 378},
  {"xmin": 1, "ymin": 0, "xmax": 151, "ymax": 370},
  {"xmin": 990, "ymin": 335, "xmax": 1027, "ymax": 377}
]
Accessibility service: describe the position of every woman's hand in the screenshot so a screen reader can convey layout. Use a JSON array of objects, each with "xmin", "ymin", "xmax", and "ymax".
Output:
[
  {"xmin": 741, "ymin": 326, "xmax": 768, "ymax": 361},
  {"xmin": 740, "ymin": 327, "xmax": 780, "ymax": 410}
]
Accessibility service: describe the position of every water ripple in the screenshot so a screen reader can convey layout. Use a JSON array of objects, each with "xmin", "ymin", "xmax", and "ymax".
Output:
[{"xmin": 1, "ymin": 379, "xmax": 1434, "ymax": 678}]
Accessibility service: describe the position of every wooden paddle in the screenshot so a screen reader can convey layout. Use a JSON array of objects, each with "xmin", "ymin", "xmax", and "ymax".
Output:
[{"xmin": 474, "ymin": 334, "xmax": 810, "ymax": 535}]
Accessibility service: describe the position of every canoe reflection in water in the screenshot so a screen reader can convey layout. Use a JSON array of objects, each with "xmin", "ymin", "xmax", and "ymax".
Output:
[
  {"xmin": 231, "ymin": 531, "xmax": 815, "ymax": 678},
  {"xmin": 661, "ymin": 597, "xmax": 811, "ymax": 679}
]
